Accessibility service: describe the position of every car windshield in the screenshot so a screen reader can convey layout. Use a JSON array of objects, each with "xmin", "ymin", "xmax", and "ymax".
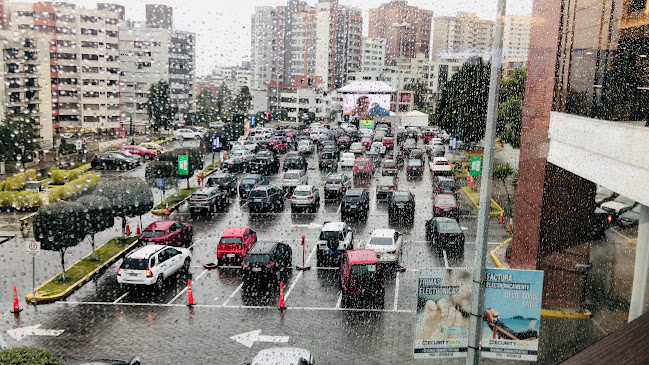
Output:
[
  {"xmin": 344, "ymin": 195, "xmax": 363, "ymax": 202},
  {"xmin": 438, "ymin": 222, "xmax": 463, "ymax": 233},
  {"xmin": 245, "ymin": 254, "xmax": 271, "ymax": 264},
  {"xmin": 240, "ymin": 178, "xmax": 257, "ymax": 185},
  {"xmin": 211, "ymin": 177, "xmax": 229, "ymax": 184},
  {"xmin": 350, "ymin": 264, "xmax": 377, "ymax": 276},
  {"xmin": 355, "ymin": 161, "xmax": 367, "ymax": 166},
  {"xmin": 408, "ymin": 160, "xmax": 422, "ymax": 166},
  {"xmin": 220, "ymin": 237, "xmax": 243, "ymax": 245},
  {"xmin": 342, "ymin": 153, "xmax": 355, "ymax": 159},
  {"xmin": 327, "ymin": 178, "xmax": 342, "ymax": 184},
  {"xmin": 369, "ymin": 237, "xmax": 393, "ymax": 246},
  {"xmin": 120, "ymin": 258, "xmax": 148, "ymax": 270},
  {"xmin": 191, "ymin": 194, "xmax": 209, "ymax": 199},
  {"xmin": 140, "ymin": 230, "xmax": 166, "ymax": 239},
  {"xmin": 320, "ymin": 231, "xmax": 342, "ymax": 241},
  {"xmin": 393, "ymin": 195, "xmax": 411, "ymax": 202},
  {"xmin": 436, "ymin": 198, "xmax": 456, "ymax": 205},
  {"xmin": 294, "ymin": 190, "xmax": 312, "ymax": 196},
  {"xmin": 378, "ymin": 178, "xmax": 393, "ymax": 185},
  {"xmin": 384, "ymin": 161, "xmax": 396, "ymax": 167},
  {"xmin": 249, "ymin": 190, "xmax": 267, "ymax": 198},
  {"xmin": 284, "ymin": 172, "xmax": 298, "ymax": 179}
]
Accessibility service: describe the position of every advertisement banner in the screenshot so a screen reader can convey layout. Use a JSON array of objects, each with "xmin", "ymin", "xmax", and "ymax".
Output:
[
  {"xmin": 359, "ymin": 120, "xmax": 375, "ymax": 130},
  {"xmin": 343, "ymin": 93, "xmax": 391, "ymax": 117},
  {"xmin": 414, "ymin": 268, "xmax": 473, "ymax": 359},
  {"xmin": 481, "ymin": 269, "xmax": 544, "ymax": 361},
  {"xmin": 178, "ymin": 155, "xmax": 189, "ymax": 176},
  {"xmin": 244, "ymin": 119, "xmax": 251, "ymax": 133}
]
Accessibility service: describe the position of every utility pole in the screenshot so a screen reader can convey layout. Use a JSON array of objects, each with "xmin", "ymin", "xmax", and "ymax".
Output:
[
  {"xmin": 466, "ymin": 0, "xmax": 507, "ymax": 364},
  {"xmin": 393, "ymin": 22, "xmax": 409, "ymax": 160}
]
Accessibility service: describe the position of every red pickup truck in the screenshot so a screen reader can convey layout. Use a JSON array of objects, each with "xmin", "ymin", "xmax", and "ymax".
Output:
[{"xmin": 353, "ymin": 158, "xmax": 375, "ymax": 178}]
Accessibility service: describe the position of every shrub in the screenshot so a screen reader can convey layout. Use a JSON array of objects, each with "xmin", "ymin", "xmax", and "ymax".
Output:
[
  {"xmin": 50, "ymin": 168, "xmax": 66, "ymax": 185},
  {"xmin": 66, "ymin": 169, "xmax": 79, "ymax": 181},
  {"xmin": 47, "ymin": 172, "xmax": 100, "ymax": 203},
  {"xmin": 0, "ymin": 347, "xmax": 61, "ymax": 365},
  {"xmin": 1, "ymin": 169, "xmax": 37, "ymax": 191}
]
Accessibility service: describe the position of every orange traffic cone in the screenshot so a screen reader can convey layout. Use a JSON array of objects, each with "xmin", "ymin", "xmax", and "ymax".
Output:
[
  {"xmin": 187, "ymin": 279, "xmax": 194, "ymax": 306},
  {"xmin": 508, "ymin": 218, "xmax": 514, "ymax": 233},
  {"xmin": 136, "ymin": 220, "xmax": 142, "ymax": 235},
  {"xmin": 165, "ymin": 201, "xmax": 170, "ymax": 216},
  {"xmin": 125, "ymin": 219, "xmax": 131, "ymax": 235},
  {"xmin": 499, "ymin": 211, "xmax": 505, "ymax": 224},
  {"xmin": 279, "ymin": 281, "xmax": 286, "ymax": 310},
  {"xmin": 10, "ymin": 285, "xmax": 22, "ymax": 313}
]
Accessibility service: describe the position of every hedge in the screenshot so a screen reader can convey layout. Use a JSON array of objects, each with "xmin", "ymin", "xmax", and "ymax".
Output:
[
  {"xmin": 0, "ymin": 191, "xmax": 43, "ymax": 209},
  {"xmin": 50, "ymin": 168, "xmax": 66, "ymax": 185},
  {"xmin": 47, "ymin": 172, "xmax": 100, "ymax": 203},
  {"xmin": 1, "ymin": 169, "xmax": 37, "ymax": 191},
  {"xmin": 50, "ymin": 164, "xmax": 91, "ymax": 186},
  {"xmin": 0, "ymin": 347, "xmax": 61, "ymax": 365}
]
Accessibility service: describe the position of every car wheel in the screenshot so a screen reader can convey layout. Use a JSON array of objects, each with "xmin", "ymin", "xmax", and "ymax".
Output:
[
  {"xmin": 182, "ymin": 258, "xmax": 191, "ymax": 272},
  {"xmin": 155, "ymin": 275, "xmax": 164, "ymax": 291}
]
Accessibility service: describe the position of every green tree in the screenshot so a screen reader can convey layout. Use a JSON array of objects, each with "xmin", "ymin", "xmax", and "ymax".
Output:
[
  {"xmin": 33, "ymin": 201, "xmax": 86, "ymax": 281},
  {"xmin": 436, "ymin": 58, "xmax": 491, "ymax": 143},
  {"xmin": 404, "ymin": 82, "xmax": 431, "ymax": 109},
  {"xmin": 498, "ymin": 68, "xmax": 527, "ymax": 148},
  {"xmin": 156, "ymin": 148, "xmax": 203, "ymax": 188},
  {"xmin": 493, "ymin": 163, "xmax": 516, "ymax": 216},
  {"xmin": 146, "ymin": 80, "xmax": 178, "ymax": 133},
  {"xmin": 94, "ymin": 179, "xmax": 153, "ymax": 236},
  {"xmin": 77, "ymin": 195, "xmax": 114, "ymax": 260},
  {"xmin": 0, "ymin": 114, "xmax": 40, "ymax": 166},
  {"xmin": 216, "ymin": 83, "xmax": 231, "ymax": 117},
  {"xmin": 233, "ymin": 86, "xmax": 252, "ymax": 114},
  {"xmin": 0, "ymin": 347, "xmax": 61, "ymax": 365},
  {"xmin": 196, "ymin": 89, "xmax": 215, "ymax": 124}
]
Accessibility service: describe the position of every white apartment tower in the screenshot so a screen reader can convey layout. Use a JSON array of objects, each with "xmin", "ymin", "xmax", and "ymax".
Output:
[
  {"xmin": 432, "ymin": 12, "xmax": 494, "ymax": 59},
  {"xmin": 503, "ymin": 15, "xmax": 532, "ymax": 58},
  {"xmin": 361, "ymin": 37, "xmax": 386, "ymax": 72}
]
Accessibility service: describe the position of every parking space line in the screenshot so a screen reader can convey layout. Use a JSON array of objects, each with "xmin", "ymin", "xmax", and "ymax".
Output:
[
  {"xmin": 167, "ymin": 269, "xmax": 208, "ymax": 305},
  {"xmin": 335, "ymin": 292, "xmax": 342, "ymax": 309},
  {"xmin": 113, "ymin": 292, "xmax": 129, "ymax": 304},
  {"xmin": 285, "ymin": 244, "xmax": 317, "ymax": 300},
  {"xmin": 610, "ymin": 227, "xmax": 631, "ymax": 240},
  {"xmin": 221, "ymin": 282, "xmax": 244, "ymax": 306},
  {"xmin": 336, "ymin": 203, "xmax": 341, "ymax": 214},
  {"xmin": 188, "ymin": 238, "xmax": 204, "ymax": 250},
  {"xmin": 393, "ymin": 272, "xmax": 400, "ymax": 311}
]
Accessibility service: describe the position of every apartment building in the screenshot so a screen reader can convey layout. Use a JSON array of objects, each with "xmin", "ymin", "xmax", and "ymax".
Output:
[
  {"xmin": 267, "ymin": 76, "xmax": 330, "ymax": 122},
  {"xmin": 361, "ymin": 37, "xmax": 386, "ymax": 72},
  {"xmin": 432, "ymin": 12, "xmax": 494, "ymax": 59},
  {"xmin": 7, "ymin": 2, "xmax": 122, "ymax": 132},
  {"xmin": 0, "ymin": 30, "xmax": 53, "ymax": 151},
  {"xmin": 503, "ymin": 15, "xmax": 532, "ymax": 58},
  {"xmin": 206, "ymin": 64, "xmax": 252, "ymax": 93},
  {"xmin": 368, "ymin": 1, "xmax": 433, "ymax": 63}
]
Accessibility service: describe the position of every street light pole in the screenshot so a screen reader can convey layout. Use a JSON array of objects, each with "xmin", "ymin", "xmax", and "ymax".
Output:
[{"xmin": 466, "ymin": 0, "xmax": 507, "ymax": 364}]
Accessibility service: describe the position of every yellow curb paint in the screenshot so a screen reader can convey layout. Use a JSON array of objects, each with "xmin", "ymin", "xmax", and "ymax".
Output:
[
  {"xmin": 490, "ymin": 238, "xmax": 511, "ymax": 268},
  {"xmin": 461, "ymin": 187, "xmax": 504, "ymax": 217},
  {"xmin": 541, "ymin": 309, "xmax": 592, "ymax": 319}
]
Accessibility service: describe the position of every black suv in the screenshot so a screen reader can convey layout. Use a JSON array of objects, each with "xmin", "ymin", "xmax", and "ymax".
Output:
[
  {"xmin": 255, "ymin": 151, "xmax": 280, "ymax": 173},
  {"xmin": 206, "ymin": 172, "xmax": 237, "ymax": 194},
  {"xmin": 188, "ymin": 187, "xmax": 230, "ymax": 216},
  {"xmin": 388, "ymin": 191, "xmax": 415, "ymax": 224},
  {"xmin": 283, "ymin": 152, "xmax": 308, "ymax": 171},
  {"xmin": 319, "ymin": 151, "xmax": 338, "ymax": 171},
  {"xmin": 433, "ymin": 176, "xmax": 458, "ymax": 196},
  {"xmin": 341, "ymin": 189, "xmax": 370, "ymax": 220},
  {"xmin": 426, "ymin": 217, "xmax": 465, "ymax": 256},
  {"xmin": 222, "ymin": 157, "xmax": 246, "ymax": 173},
  {"xmin": 242, "ymin": 241, "xmax": 292, "ymax": 283},
  {"xmin": 247, "ymin": 156, "xmax": 274, "ymax": 175},
  {"xmin": 247, "ymin": 185, "xmax": 285, "ymax": 213}
]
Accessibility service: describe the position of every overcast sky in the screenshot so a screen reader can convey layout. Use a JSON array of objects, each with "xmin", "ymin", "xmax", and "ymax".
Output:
[{"xmin": 31, "ymin": 0, "xmax": 532, "ymax": 75}]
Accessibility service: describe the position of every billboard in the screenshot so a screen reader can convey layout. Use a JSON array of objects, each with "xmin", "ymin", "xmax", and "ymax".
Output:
[
  {"xmin": 359, "ymin": 120, "xmax": 375, "ymax": 130},
  {"xmin": 481, "ymin": 269, "xmax": 544, "ymax": 361},
  {"xmin": 414, "ymin": 268, "xmax": 473, "ymax": 359},
  {"xmin": 343, "ymin": 93, "xmax": 391, "ymax": 117}
]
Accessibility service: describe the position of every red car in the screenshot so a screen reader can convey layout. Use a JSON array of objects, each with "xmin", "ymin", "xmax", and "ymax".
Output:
[
  {"xmin": 119, "ymin": 145, "xmax": 158, "ymax": 160},
  {"xmin": 216, "ymin": 227, "xmax": 257, "ymax": 264},
  {"xmin": 353, "ymin": 158, "xmax": 375, "ymax": 178},
  {"xmin": 423, "ymin": 131, "xmax": 436, "ymax": 143},
  {"xmin": 433, "ymin": 193, "xmax": 459, "ymax": 219},
  {"xmin": 340, "ymin": 249, "xmax": 385, "ymax": 307},
  {"xmin": 382, "ymin": 137, "xmax": 394, "ymax": 148},
  {"xmin": 361, "ymin": 136, "xmax": 373, "ymax": 148},
  {"xmin": 267, "ymin": 139, "xmax": 287, "ymax": 153},
  {"xmin": 139, "ymin": 220, "xmax": 193, "ymax": 247}
]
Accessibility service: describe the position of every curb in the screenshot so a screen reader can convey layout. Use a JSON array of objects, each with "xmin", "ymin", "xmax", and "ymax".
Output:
[
  {"xmin": 541, "ymin": 308, "xmax": 592, "ymax": 319},
  {"xmin": 25, "ymin": 236, "xmax": 140, "ymax": 304},
  {"xmin": 152, "ymin": 194, "xmax": 192, "ymax": 216},
  {"xmin": 490, "ymin": 238, "xmax": 511, "ymax": 268},
  {"xmin": 461, "ymin": 186, "xmax": 505, "ymax": 217}
]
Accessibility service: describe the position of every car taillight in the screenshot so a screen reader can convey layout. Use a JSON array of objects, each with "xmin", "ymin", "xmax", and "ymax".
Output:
[
  {"xmin": 436, "ymin": 186, "xmax": 440, "ymax": 192},
  {"xmin": 391, "ymin": 186, "xmax": 395, "ymax": 189},
  {"xmin": 292, "ymin": 195, "xmax": 297, "ymax": 199},
  {"xmin": 229, "ymin": 163, "xmax": 234, "ymax": 167},
  {"xmin": 608, "ymin": 215, "xmax": 612, "ymax": 223},
  {"xmin": 324, "ymin": 184, "xmax": 327, "ymax": 189},
  {"xmin": 266, "ymin": 197, "xmax": 270, "ymax": 202},
  {"xmin": 266, "ymin": 262, "xmax": 276, "ymax": 269},
  {"xmin": 241, "ymin": 262, "xmax": 249, "ymax": 268},
  {"xmin": 146, "ymin": 269, "xmax": 153, "ymax": 278},
  {"xmin": 407, "ymin": 166, "xmax": 411, "ymax": 169},
  {"xmin": 419, "ymin": 167, "xmax": 423, "ymax": 170},
  {"xmin": 117, "ymin": 268, "xmax": 122, "ymax": 276},
  {"xmin": 247, "ymin": 198, "xmax": 250, "ymax": 202},
  {"xmin": 440, "ymin": 234, "xmax": 446, "ymax": 238},
  {"xmin": 307, "ymin": 195, "xmax": 313, "ymax": 199}
]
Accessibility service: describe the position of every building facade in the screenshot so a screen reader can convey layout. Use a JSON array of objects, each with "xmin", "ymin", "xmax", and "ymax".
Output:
[
  {"xmin": 432, "ymin": 12, "xmax": 494, "ymax": 59},
  {"xmin": 368, "ymin": 0, "xmax": 432, "ymax": 63},
  {"xmin": 361, "ymin": 37, "xmax": 386, "ymax": 72},
  {"xmin": 503, "ymin": 15, "xmax": 532, "ymax": 58}
]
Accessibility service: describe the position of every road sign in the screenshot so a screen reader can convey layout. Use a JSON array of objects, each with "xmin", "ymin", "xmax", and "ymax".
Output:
[
  {"xmin": 470, "ymin": 155, "xmax": 482, "ymax": 177},
  {"xmin": 178, "ymin": 155, "xmax": 189, "ymax": 176},
  {"xmin": 449, "ymin": 136, "xmax": 457, "ymax": 151},
  {"xmin": 230, "ymin": 329, "xmax": 289, "ymax": 348},
  {"xmin": 26, "ymin": 241, "xmax": 40, "ymax": 256},
  {"xmin": 75, "ymin": 139, "xmax": 82, "ymax": 150},
  {"xmin": 250, "ymin": 116, "xmax": 256, "ymax": 127},
  {"xmin": 155, "ymin": 178, "xmax": 165, "ymax": 188},
  {"xmin": 212, "ymin": 135, "xmax": 222, "ymax": 152}
]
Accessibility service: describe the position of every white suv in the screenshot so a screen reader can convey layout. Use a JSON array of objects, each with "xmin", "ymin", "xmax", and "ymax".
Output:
[
  {"xmin": 291, "ymin": 185, "xmax": 321, "ymax": 213},
  {"xmin": 175, "ymin": 128, "xmax": 202, "ymax": 139},
  {"xmin": 316, "ymin": 222, "xmax": 354, "ymax": 267},
  {"xmin": 117, "ymin": 245, "xmax": 192, "ymax": 291},
  {"xmin": 282, "ymin": 169, "xmax": 308, "ymax": 192}
]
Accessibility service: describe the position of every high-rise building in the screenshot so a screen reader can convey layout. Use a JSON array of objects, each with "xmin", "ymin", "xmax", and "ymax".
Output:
[
  {"xmin": 432, "ymin": 12, "xmax": 494, "ymax": 59},
  {"xmin": 503, "ymin": 15, "xmax": 532, "ymax": 58},
  {"xmin": 7, "ymin": 2, "xmax": 122, "ymax": 131},
  {"xmin": 146, "ymin": 4, "xmax": 172, "ymax": 29},
  {"xmin": 361, "ymin": 37, "xmax": 386, "ymax": 72},
  {"xmin": 368, "ymin": 1, "xmax": 432, "ymax": 63}
]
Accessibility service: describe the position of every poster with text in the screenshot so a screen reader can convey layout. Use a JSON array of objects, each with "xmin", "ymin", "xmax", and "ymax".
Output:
[
  {"xmin": 481, "ymin": 269, "xmax": 544, "ymax": 361},
  {"xmin": 360, "ymin": 120, "xmax": 375, "ymax": 130},
  {"xmin": 414, "ymin": 268, "xmax": 473, "ymax": 359},
  {"xmin": 342, "ymin": 93, "xmax": 391, "ymax": 117}
]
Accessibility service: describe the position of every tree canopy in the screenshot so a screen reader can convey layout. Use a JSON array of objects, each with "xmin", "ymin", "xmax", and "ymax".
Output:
[
  {"xmin": 146, "ymin": 80, "xmax": 178, "ymax": 133},
  {"xmin": 95, "ymin": 179, "xmax": 153, "ymax": 223},
  {"xmin": 0, "ymin": 113, "xmax": 40, "ymax": 164}
]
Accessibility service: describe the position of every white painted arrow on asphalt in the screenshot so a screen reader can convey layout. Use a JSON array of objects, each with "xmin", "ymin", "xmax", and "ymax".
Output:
[
  {"xmin": 230, "ymin": 329, "xmax": 289, "ymax": 348},
  {"xmin": 292, "ymin": 222, "xmax": 323, "ymax": 229},
  {"xmin": 6, "ymin": 324, "xmax": 65, "ymax": 341}
]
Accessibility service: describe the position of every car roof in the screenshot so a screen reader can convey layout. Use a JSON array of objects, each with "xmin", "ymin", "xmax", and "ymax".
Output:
[
  {"xmin": 193, "ymin": 187, "xmax": 219, "ymax": 194},
  {"xmin": 355, "ymin": 158, "xmax": 369, "ymax": 162},
  {"xmin": 286, "ymin": 169, "xmax": 303, "ymax": 174},
  {"xmin": 378, "ymin": 176, "xmax": 395, "ymax": 183},
  {"xmin": 252, "ymin": 185, "xmax": 274, "ymax": 191},
  {"xmin": 248, "ymin": 241, "xmax": 279, "ymax": 254},
  {"xmin": 371, "ymin": 229, "xmax": 396, "ymax": 238},
  {"xmin": 345, "ymin": 188, "xmax": 365, "ymax": 196},
  {"xmin": 127, "ymin": 244, "xmax": 168, "ymax": 259},
  {"xmin": 243, "ymin": 174, "xmax": 262, "ymax": 179},
  {"xmin": 144, "ymin": 220, "xmax": 178, "ymax": 231},
  {"xmin": 294, "ymin": 185, "xmax": 313, "ymax": 191},
  {"xmin": 434, "ymin": 157, "xmax": 449, "ymax": 161},
  {"xmin": 345, "ymin": 249, "xmax": 378, "ymax": 264},
  {"xmin": 222, "ymin": 227, "xmax": 249, "ymax": 237},
  {"xmin": 322, "ymin": 221, "xmax": 346, "ymax": 231},
  {"xmin": 432, "ymin": 217, "xmax": 460, "ymax": 224},
  {"xmin": 436, "ymin": 194, "xmax": 456, "ymax": 200},
  {"xmin": 436, "ymin": 176, "xmax": 455, "ymax": 181}
]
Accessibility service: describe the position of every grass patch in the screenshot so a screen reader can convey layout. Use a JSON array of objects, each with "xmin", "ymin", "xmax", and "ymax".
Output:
[
  {"xmin": 200, "ymin": 162, "xmax": 221, "ymax": 175},
  {"xmin": 153, "ymin": 187, "xmax": 201, "ymax": 210},
  {"xmin": 38, "ymin": 236, "xmax": 139, "ymax": 297},
  {"xmin": 461, "ymin": 187, "xmax": 504, "ymax": 216}
]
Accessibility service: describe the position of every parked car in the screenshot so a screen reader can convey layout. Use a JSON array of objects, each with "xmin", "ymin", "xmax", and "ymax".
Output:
[
  {"xmin": 283, "ymin": 152, "xmax": 308, "ymax": 171},
  {"xmin": 339, "ymin": 249, "xmax": 385, "ymax": 307},
  {"xmin": 24, "ymin": 181, "xmax": 42, "ymax": 193},
  {"xmin": 230, "ymin": 149, "xmax": 256, "ymax": 163},
  {"xmin": 209, "ymin": 121, "xmax": 225, "ymax": 129},
  {"xmin": 139, "ymin": 142, "xmax": 166, "ymax": 154},
  {"xmin": 139, "ymin": 220, "xmax": 193, "ymax": 247},
  {"xmin": 189, "ymin": 187, "xmax": 230, "ymax": 216},
  {"xmin": 601, "ymin": 195, "xmax": 637, "ymax": 223},
  {"xmin": 340, "ymin": 152, "xmax": 356, "ymax": 169},
  {"xmin": 175, "ymin": 128, "xmax": 202, "ymax": 139},
  {"xmin": 91, "ymin": 153, "xmax": 135, "ymax": 170},
  {"xmin": 291, "ymin": 185, "xmax": 321, "ymax": 213},
  {"xmin": 108, "ymin": 151, "xmax": 141, "ymax": 167},
  {"xmin": 282, "ymin": 170, "xmax": 308, "ymax": 192},
  {"xmin": 118, "ymin": 245, "xmax": 191, "ymax": 290},
  {"xmin": 388, "ymin": 191, "xmax": 415, "ymax": 224},
  {"xmin": 248, "ymin": 185, "xmax": 285, "ymax": 213},
  {"xmin": 232, "ymin": 140, "xmax": 259, "ymax": 153},
  {"xmin": 432, "ymin": 176, "xmax": 458, "ymax": 196},
  {"xmin": 349, "ymin": 142, "xmax": 365, "ymax": 154},
  {"xmin": 316, "ymin": 221, "xmax": 354, "ymax": 267},
  {"xmin": 216, "ymin": 227, "xmax": 257, "ymax": 264},
  {"xmin": 255, "ymin": 151, "xmax": 280, "ymax": 173},
  {"xmin": 365, "ymin": 229, "xmax": 403, "ymax": 264},
  {"xmin": 341, "ymin": 189, "xmax": 370, "ymax": 220},
  {"xmin": 266, "ymin": 139, "xmax": 287, "ymax": 153},
  {"xmin": 241, "ymin": 241, "xmax": 292, "ymax": 283},
  {"xmin": 324, "ymin": 173, "xmax": 352, "ymax": 199},
  {"xmin": 376, "ymin": 176, "xmax": 397, "ymax": 200},
  {"xmin": 221, "ymin": 157, "xmax": 247, "ymax": 173},
  {"xmin": 371, "ymin": 141, "xmax": 386, "ymax": 155},
  {"xmin": 206, "ymin": 172, "xmax": 237, "ymax": 194},
  {"xmin": 119, "ymin": 145, "xmax": 158, "ymax": 160},
  {"xmin": 361, "ymin": 136, "xmax": 373, "ymax": 149},
  {"xmin": 433, "ymin": 193, "xmax": 459, "ymax": 219},
  {"xmin": 406, "ymin": 159, "xmax": 424, "ymax": 176},
  {"xmin": 431, "ymin": 157, "xmax": 452, "ymax": 176},
  {"xmin": 297, "ymin": 140, "xmax": 314, "ymax": 154},
  {"xmin": 353, "ymin": 158, "xmax": 375, "ymax": 178},
  {"xmin": 238, "ymin": 174, "xmax": 269, "ymax": 198},
  {"xmin": 426, "ymin": 217, "xmax": 466, "ymax": 256},
  {"xmin": 595, "ymin": 186, "xmax": 617, "ymax": 205},
  {"xmin": 337, "ymin": 136, "xmax": 352, "ymax": 150},
  {"xmin": 619, "ymin": 204, "xmax": 641, "ymax": 227},
  {"xmin": 319, "ymin": 151, "xmax": 338, "ymax": 171},
  {"xmin": 383, "ymin": 137, "xmax": 394, "ymax": 149}
]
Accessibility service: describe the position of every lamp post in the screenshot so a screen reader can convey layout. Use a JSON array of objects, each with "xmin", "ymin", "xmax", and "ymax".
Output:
[{"xmin": 392, "ymin": 22, "xmax": 410, "ymax": 160}]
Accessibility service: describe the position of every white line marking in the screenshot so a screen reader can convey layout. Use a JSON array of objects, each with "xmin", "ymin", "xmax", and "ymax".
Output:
[
  {"xmin": 393, "ymin": 271, "xmax": 400, "ymax": 311},
  {"xmin": 335, "ymin": 292, "xmax": 342, "ymax": 309},
  {"xmin": 285, "ymin": 244, "xmax": 317, "ymax": 300},
  {"xmin": 188, "ymin": 238, "xmax": 204, "ymax": 250},
  {"xmin": 195, "ymin": 268, "xmax": 208, "ymax": 281},
  {"xmin": 113, "ymin": 292, "xmax": 129, "ymax": 304},
  {"xmin": 240, "ymin": 201, "xmax": 249, "ymax": 208},
  {"xmin": 443, "ymin": 249, "xmax": 450, "ymax": 269},
  {"xmin": 167, "ymin": 269, "xmax": 207, "ymax": 305},
  {"xmin": 336, "ymin": 203, "xmax": 341, "ymax": 214},
  {"xmin": 222, "ymin": 282, "xmax": 244, "ymax": 306},
  {"xmin": 610, "ymin": 227, "xmax": 631, "ymax": 240}
]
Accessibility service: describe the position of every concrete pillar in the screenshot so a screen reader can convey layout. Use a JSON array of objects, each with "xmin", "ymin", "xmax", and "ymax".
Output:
[{"xmin": 629, "ymin": 204, "xmax": 649, "ymax": 322}]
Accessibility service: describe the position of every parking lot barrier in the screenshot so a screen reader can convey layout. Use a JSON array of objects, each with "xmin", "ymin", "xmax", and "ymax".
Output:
[{"xmin": 296, "ymin": 235, "xmax": 311, "ymax": 271}]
